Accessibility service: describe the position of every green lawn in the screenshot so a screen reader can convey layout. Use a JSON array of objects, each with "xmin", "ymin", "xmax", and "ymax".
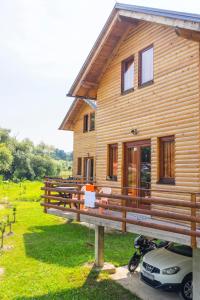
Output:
[
  {"xmin": 0, "ymin": 183, "xmax": 140, "ymax": 300},
  {"xmin": 0, "ymin": 180, "xmax": 43, "ymax": 203}
]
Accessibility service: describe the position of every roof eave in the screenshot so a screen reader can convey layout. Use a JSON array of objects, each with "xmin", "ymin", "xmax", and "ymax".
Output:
[
  {"xmin": 59, "ymin": 98, "xmax": 97, "ymax": 131},
  {"xmin": 67, "ymin": 3, "xmax": 200, "ymax": 99}
]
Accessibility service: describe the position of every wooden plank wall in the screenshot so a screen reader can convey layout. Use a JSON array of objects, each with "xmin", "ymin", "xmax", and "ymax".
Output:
[
  {"xmin": 96, "ymin": 21, "xmax": 200, "ymax": 208},
  {"xmin": 73, "ymin": 103, "xmax": 96, "ymax": 177}
]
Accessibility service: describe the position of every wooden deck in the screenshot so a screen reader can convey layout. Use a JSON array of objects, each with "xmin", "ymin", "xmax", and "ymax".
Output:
[
  {"xmin": 47, "ymin": 207, "xmax": 200, "ymax": 247},
  {"xmin": 42, "ymin": 178, "xmax": 200, "ymax": 248}
]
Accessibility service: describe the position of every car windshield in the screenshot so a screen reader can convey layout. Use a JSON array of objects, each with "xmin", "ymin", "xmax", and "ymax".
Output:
[{"xmin": 166, "ymin": 243, "xmax": 192, "ymax": 257}]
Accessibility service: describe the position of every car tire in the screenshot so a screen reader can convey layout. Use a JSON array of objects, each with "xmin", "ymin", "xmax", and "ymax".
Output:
[{"xmin": 181, "ymin": 274, "xmax": 192, "ymax": 300}]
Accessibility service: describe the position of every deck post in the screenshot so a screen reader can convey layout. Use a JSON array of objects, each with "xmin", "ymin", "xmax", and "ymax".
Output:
[
  {"xmin": 94, "ymin": 225, "xmax": 104, "ymax": 267},
  {"xmin": 191, "ymin": 193, "xmax": 197, "ymax": 247},
  {"xmin": 76, "ymin": 185, "xmax": 81, "ymax": 222},
  {"xmin": 44, "ymin": 180, "xmax": 48, "ymax": 213},
  {"xmin": 193, "ymin": 248, "xmax": 200, "ymax": 300},
  {"xmin": 121, "ymin": 187, "xmax": 126, "ymax": 232}
]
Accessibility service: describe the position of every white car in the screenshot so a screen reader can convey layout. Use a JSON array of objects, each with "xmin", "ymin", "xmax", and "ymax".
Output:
[{"xmin": 140, "ymin": 243, "xmax": 192, "ymax": 300}]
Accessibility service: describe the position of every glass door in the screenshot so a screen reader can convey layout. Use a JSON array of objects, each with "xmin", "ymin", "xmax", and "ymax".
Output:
[
  {"xmin": 84, "ymin": 157, "xmax": 94, "ymax": 182},
  {"xmin": 140, "ymin": 145, "xmax": 151, "ymax": 198},
  {"xmin": 124, "ymin": 140, "xmax": 151, "ymax": 207}
]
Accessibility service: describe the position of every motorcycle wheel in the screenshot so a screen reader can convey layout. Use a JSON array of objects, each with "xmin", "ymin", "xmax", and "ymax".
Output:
[{"xmin": 128, "ymin": 253, "xmax": 140, "ymax": 273}]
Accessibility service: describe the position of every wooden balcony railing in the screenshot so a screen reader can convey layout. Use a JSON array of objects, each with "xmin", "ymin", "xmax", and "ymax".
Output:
[{"xmin": 41, "ymin": 177, "xmax": 200, "ymax": 248}]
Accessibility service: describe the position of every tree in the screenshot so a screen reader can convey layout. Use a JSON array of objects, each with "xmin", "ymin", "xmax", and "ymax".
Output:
[
  {"xmin": 0, "ymin": 127, "xmax": 69, "ymax": 181},
  {"xmin": 0, "ymin": 128, "xmax": 10, "ymax": 144},
  {"xmin": 0, "ymin": 144, "xmax": 13, "ymax": 173},
  {"xmin": 12, "ymin": 150, "xmax": 35, "ymax": 180},
  {"xmin": 52, "ymin": 148, "xmax": 67, "ymax": 160}
]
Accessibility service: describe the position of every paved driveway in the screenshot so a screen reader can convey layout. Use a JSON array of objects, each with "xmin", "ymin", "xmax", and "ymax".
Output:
[{"xmin": 110, "ymin": 266, "xmax": 181, "ymax": 300}]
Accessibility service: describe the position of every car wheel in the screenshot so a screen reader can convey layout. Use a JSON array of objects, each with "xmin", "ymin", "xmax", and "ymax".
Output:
[{"xmin": 181, "ymin": 274, "xmax": 192, "ymax": 300}]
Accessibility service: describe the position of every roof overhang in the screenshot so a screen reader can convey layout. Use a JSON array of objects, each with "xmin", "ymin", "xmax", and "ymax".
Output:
[
  {"xmin": 59, "ymin": 98, "xmax": 97, "ymax": 131},
  {"xmin": 67, "ymin": 3, "xmax": 200, "ymax": 99}
]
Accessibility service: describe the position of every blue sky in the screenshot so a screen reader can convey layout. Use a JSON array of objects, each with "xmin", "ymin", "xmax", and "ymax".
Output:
[{"xmin": 0, "ymin": 0, "xmax": 199, "ymax": 151}]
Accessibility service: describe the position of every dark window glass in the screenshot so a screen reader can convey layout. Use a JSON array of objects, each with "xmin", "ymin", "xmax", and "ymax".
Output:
[
  {"xmin": 90, "ymin": 112, "xmax": 95, "ymax": 131},
  {"xmin": 159, "ymin": 136, "xmax": 175, "ymax": 184},
  {"xmin": 139, "ymin": 45, "xmax": 154, "ymax": 86},
  {"xmin": 83, "ymin": 114, "xmax": 89, "ymax": 132},
  {"xmin": 121, "ymin": 57, "xmax": 134, "ymax": 93},
  {"xmin": 108, "ymin": 144, "xmax": 118, "ymax": 181},
  {"xmin": 77, "ymin": 157, "xmax": 82, "ymax": 175}
]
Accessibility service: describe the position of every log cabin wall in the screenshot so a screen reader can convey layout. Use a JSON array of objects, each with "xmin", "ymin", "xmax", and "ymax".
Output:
[
  {"xmin": 96, "ymin": 21, "xmax": 200, "ymax": 207},
  {"xmin": 72, "ymin": 103, "xmax": 96, "ymax": 178}
]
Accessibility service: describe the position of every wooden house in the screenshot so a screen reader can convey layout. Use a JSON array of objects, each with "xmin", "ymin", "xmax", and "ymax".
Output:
[
  {"xmin": 45, "ymin": 4, "xmax": 200, "ymax": 298},
  {"xmin": 59, "ymin": 98, "xmax": 96, "ymax": 181},
  {"xmin": 64, "ymin": 4, "xmax": 200, "ymax": 201}
]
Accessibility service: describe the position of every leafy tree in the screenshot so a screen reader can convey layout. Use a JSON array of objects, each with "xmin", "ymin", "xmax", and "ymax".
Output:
[
  {"xmin": 12, "ymin": 150, "xmax": 35, "ymax": 180},
  {"xmin": 31, "ymin": 155, "xmax": 60, "ymax": 179},
  {"xmin": 52, "ymin": 148, "xmax": 67, "ymax": 160},
  {"xmin": 35, "ymin": 142, "xmax": 55, "ymax": 156},
  {"xmin": 0, "ymin": 127, "xmax": 73, "ymax": 181},
  {"xmin": 66, "ymin": 152, "xmax": 73, "ymax": 161},
  {"xmin": 0, "ymin": 128, "xmax": 10, "ymax": 144},
  {"xmin": 0, "ymin": 144, "xmax": 13, "ymax": 173}
]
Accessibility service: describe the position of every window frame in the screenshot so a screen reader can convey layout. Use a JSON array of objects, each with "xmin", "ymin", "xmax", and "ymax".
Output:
[
  {"xmin": 138, "ymin": 44, "xmax": 154, "ymax": 88},
  {"xmin": 107, "ymin": 143, "xmax": 118, "ymax": 181},
  {"xmin": 89, "ymin": 112, "xmax": 95, "ymax": 131},
  {"xmin": 158, "ymin": 135, "xmax": 175, "ymax": 185},
  {"xmin": 77, "ymin": 157, "xmax": 82, "ymax": 176},
  {"xmin": 121, "ymin": 55, "xmax": 135, "ymax": 95},
  {"xmin": 83, "ymin": 114, "xmax": 89, "ymax": 133}
]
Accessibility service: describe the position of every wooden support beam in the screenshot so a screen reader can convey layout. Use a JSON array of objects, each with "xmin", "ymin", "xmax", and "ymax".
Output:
[
  {"xmin": 81, "ymin": 81, "xmax": 99, "ymax": 89},
  {"xmin": 95, "ymin": 225, "xmax": 104, "ymax": 267},
  {"xmin": 119, "ymin": 10, "xmax": 200, "ymax": 31},
  {"xmin": 41, "ymin": 202, "xmax": 200, "ymax": 240},
  {"xmin": 175, "ymin": 27, "xmax": 200, "ymax": 42}
]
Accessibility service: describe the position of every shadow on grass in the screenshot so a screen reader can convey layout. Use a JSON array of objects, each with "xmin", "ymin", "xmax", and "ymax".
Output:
[
  {"xmin": 23, "ymin": 221, "xmax": 95, "ymax": 267},
  {"xmin": 15, "ymin": 266, "xmax": 138, "ymax": 300},
  {"xmin": 23, "ymin": 221, "xmax": 134, "ymax": 268}
]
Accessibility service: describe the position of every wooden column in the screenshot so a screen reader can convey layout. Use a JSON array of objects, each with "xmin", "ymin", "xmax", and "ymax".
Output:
[
  {"xmin": 193, "ymin": 248, "xmax": 200, "ymax": 300},
  {"xmin": 76, "ymin": 186, "xmax": 81, "ymax": 222},
  {"xmin": 44, "ymin": 181, "xmax": 47, "ymax": 213},
  {"xmin": 191, "ymin": 193, "xmax": 197, "ymax": 248},
  {"xmin": 95, "ymin": 225, "xmax": 104, "ymax": 267},
  {"xmin": 121, "ymin": 187, "xmax": 126, "ymax": 232},
  {"xmin": 122, "ymin": 200, "xmax": 127, "ymax": 233}
]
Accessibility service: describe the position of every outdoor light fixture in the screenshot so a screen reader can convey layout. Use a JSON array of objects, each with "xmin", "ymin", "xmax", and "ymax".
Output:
[{"xmin": 131, "ymin": 129, "xmax": 138, "ymax": 135}]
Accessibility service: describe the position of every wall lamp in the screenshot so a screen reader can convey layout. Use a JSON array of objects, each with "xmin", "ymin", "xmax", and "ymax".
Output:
[{"xmin": 131, "ymin": 129, "xmax": 138, "ymax": 135}]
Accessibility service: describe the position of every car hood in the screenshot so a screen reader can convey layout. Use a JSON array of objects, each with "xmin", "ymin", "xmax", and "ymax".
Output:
[{"xmin": 143, "ymin": 248, "xmax": 192, "ymax": 270}]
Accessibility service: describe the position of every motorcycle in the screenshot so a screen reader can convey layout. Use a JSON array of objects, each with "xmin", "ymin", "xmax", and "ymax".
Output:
[{"xmin": 128, "ymin": 235, "xmax": 169, "ymax": 273}]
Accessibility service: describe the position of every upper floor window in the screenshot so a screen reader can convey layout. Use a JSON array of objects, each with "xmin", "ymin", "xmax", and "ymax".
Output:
[
  {"xmin": 83, "ymin": 112, "xmax": 95, "ymax": 132},
  {"xmin": 107, "ymin": 144, "xmax": 118, "ymax": 181},
  {"xmin": 83, "ymin": 114, "xmax": 89, "ymax": 132},
  {"xmin": 139, "ymin": 45, "xmax": 154, "ymax": 87},
  {"xmin": 121, "ymin": 56, "xmax": 134, "ymax": 94},
  {"xmin": 90, "ymin": 112, "xmax": 95, "ymax": 131},
  {"xmin": 159, "ymin": 136, "xmax": 175, "ymax": 185}
]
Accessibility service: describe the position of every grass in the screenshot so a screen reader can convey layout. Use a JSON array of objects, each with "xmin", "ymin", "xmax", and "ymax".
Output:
[
  {"xmin": 0, "ymin": 183, "xmax": 140, "ymax": 300},
  {"xmin": 0, "ymin": 180, "xmax": 43, "ymax": 203}
]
